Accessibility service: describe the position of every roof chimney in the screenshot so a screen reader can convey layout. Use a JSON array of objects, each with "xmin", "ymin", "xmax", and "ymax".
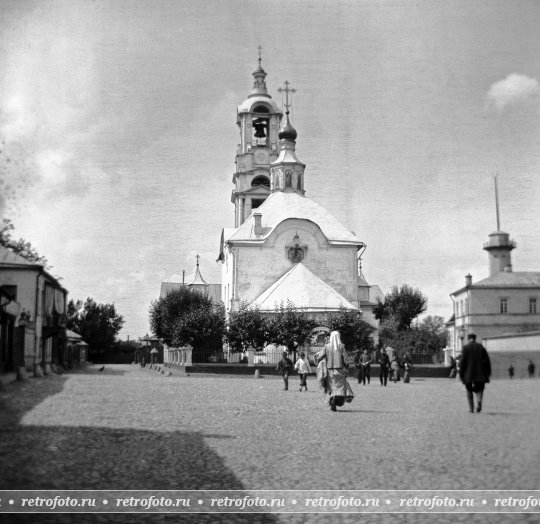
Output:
[
  {"xmin": 253, "ymin": 212, "xmax": 263, "ymax": 236},
  {"xmin": 465, "ymin": 274, "xmax": 472, "ymax": 287}
]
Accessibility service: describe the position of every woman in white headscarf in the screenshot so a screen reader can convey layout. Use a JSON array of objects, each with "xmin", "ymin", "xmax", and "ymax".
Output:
[{"xmin": 324, "ymin": 331, "xmax": 354, "ymax": 411}]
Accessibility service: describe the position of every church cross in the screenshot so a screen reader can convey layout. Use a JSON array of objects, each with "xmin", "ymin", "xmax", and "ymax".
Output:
[
  {"xmin": 257, "ymin": 45, "xmax": 263, "ymax": 67},
  {"xmin": 278, "ymin": 80, "xmax": 296, "ymax": 114},
  {"xmin": 196, "ymin": 254, "xmax": 200, "ymax": 267}
]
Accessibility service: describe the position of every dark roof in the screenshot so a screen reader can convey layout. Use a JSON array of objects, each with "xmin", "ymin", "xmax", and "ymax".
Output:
[{"xmin": 452, "ymin": 271, "xmax": 540, "ymax": 295}]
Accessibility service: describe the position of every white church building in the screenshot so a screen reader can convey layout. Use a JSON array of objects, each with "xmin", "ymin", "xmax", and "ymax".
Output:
[{"xmin": 218, "ymin": 58, "xmax": 381, "ymax": 328}]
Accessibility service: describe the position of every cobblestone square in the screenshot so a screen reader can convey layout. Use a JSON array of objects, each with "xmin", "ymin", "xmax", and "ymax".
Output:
[{"xmin": 1, "ymin": 365, "xmax": 539, "ymax": 523}]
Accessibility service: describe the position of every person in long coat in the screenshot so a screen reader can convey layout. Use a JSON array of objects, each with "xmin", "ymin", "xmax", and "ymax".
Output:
[
  {"xmin": 459, "ymin": 333, "xmax": 491, "ymax": 413},
  {"xmin": 324, "ymin": 331, "xmax": 354, "ymax": 411}
]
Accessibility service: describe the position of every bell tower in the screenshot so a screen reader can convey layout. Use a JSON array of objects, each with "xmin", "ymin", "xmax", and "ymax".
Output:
[
  {"xmin": 270, "ymin": 80, "xmax": 306, "ymax": 196},
  {"xmin": 232, "ymin": 48, "xmax": 283, "ymax": 226}
]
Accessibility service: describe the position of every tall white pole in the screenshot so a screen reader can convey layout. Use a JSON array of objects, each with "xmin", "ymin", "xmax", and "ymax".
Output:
[{"xmin": 494, "ymin": 173, "xmax": 501, "ymax": 231}]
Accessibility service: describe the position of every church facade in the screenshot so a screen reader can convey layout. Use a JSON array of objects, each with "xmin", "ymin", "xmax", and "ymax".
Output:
[{"xmin": 218, "ymin": 59, "xmax": 380, "ymax": 327}]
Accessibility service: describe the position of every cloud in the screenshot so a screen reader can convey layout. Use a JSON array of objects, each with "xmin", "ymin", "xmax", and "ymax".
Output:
[{"xmin": 485, "ymin": 74, "xmax": 540, "ymax": 113}]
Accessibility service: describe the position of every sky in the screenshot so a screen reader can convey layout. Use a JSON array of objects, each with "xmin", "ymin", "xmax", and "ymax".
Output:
[{"xmin": 1, "ymin": 0, "xmax": 540, "ymax": 339}]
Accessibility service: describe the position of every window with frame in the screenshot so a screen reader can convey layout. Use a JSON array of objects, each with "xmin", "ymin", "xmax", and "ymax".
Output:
[
  {"xmin": 499, "ymin": 298, "xmax": 508, "ymax": 314},
  {"xmin": 529, "ymin": 298, "xmax": 537, "ymax": 314}
]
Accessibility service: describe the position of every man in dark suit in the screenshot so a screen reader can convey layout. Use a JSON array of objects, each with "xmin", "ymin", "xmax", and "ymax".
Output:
[{"xmin": 459, "ymin": 333, "xmax": 491, "ymax": 413}]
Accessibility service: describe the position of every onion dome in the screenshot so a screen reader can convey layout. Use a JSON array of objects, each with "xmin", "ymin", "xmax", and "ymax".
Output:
[{"xmin": 278, "ymin": 114, "xmax": 297, "ymax": 141}]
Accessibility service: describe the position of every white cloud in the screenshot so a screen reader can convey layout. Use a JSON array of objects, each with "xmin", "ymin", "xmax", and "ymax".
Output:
[{"xmin": 485, "ymin": 74, "xmax": 540, "ymax": 113}]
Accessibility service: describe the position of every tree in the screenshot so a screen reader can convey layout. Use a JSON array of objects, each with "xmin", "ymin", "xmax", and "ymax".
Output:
[
  {"xmin": 326, "ymin": 307, "xmax": 375, "ymax": 352},
  {"xmin": 66, "ymin": 298, "xmax": 125, "ymax": 357},
  {"xmin": 172, "ymin": 305, "xmax": 225, "ymax": 362},
  {"xmin": 0, "ymin": 218, "xmax": 50, "ymax": 268},
  {"xmin": 374, "ymin": 284, "xmax": 427, "ymax": 331},
  {"xmin": 266, "ymin": 301, "xmax": 316, "ymax": 354},
  {"xmin": 226, "ymin": 302, "xmax": 268, "ymax": 352},
  {"xmin": 149, "ymin": 287, "xmax": 213, "ymax": 346},
  {"xmin": 378, "ymin": 315, "xmax": 447, "ymax": 360},
  {"xmin": 414, "ymin": 315, "xmax": 447, "ymax": 353}
]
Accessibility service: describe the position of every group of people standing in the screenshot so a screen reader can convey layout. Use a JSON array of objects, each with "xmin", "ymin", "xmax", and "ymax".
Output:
[
  {"xmin": 275, "ymin": 331, "xmax": 530, "ymax": 415},
  {"xmin": 355, "ymin": 347, "xmax": 413, "ymax": 386},
  {"xmin": 276, "ymin": 331, "xmax": 354, "ymax": 411},
  {"xmin": 276, "ymin": 331, "xmax": 417, "ymax": 412}
]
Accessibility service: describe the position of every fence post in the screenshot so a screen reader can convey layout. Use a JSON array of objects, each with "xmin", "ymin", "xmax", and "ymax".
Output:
[
  {"xmin": 247, "ymin": 346, "xmax": 255, "ymax": 367},
  {"xmin": 184, "ymin": 345, "xmax": 193, "ymax": 367}
]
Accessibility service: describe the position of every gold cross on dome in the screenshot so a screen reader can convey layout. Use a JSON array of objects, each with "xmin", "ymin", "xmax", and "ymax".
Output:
[{"xmin": 278, "ymin": 80, "xmax": 296, "ymax": 113}]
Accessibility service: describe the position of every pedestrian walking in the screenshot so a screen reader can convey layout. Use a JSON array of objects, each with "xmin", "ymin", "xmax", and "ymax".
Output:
[
  {"xmin": 448, "ymin": 356, "xmax": 457, "ymax": 379},
  {"xmin": 356, "ymin": 349, "xmax": 372, "ymax": 385},
  {"xmin": 276, "ymin": 351, "xmax": 294, "ymax": 391},
  {"xmin": 323, "ymin": 331, "xmax": 354, "ymax": 411},
  {"xmin": 390, "ymin": 356, "xmax": 400, "ymax": 383},
  {"xmin": 378, "ymin": 348, "xmax": 390, "ymax": 386},
  {"xmin": 314, "ymin": 347, "xmax": 329, "ymax": 393},
  {"xmin": 403, "ymin": 361, "xmax": 413, "ymax": 383},
  {"xmin": 294, "ymin": 352, "xmax": 312, "ymax": 391},
  {"xmin": 527, "ymin": 360, "xmax": 535, "ymax": 378},
  {"xmin": 508, "ymin": 364, "xmax": 514, "ymax": 379},
  {"xmin": 459, "ymin": 333, "xmax": 491, "ymax": 413},
  {"xmin": 402, "ymin": 353, "xmax": 413, "ymax": 383}
]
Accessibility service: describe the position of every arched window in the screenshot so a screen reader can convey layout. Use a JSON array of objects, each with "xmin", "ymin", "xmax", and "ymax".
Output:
[{"xmin": 251, "ymin": 176, "xmax": 270, "ymax": 188}]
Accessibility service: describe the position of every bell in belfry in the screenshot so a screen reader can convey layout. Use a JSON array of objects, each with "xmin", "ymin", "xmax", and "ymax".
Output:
[{"xmin": 253, "ymin": 119, "xmax": 267, "ymax": 138}]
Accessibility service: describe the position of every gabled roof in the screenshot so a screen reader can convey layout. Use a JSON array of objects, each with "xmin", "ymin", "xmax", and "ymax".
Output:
[
  {"xmin": 250, "ymin": 262, "xmax": 357, "ymax": 312},
  {"xmin": 474, "ymin": 271, "xmax": 540, "ymax": 287},
  {"xmin": 452, "ymin": 271, "xmax": 540, "ymax": 295},
  {"xmin": 0, "ymin": 245, "xmax": 38, "ymax": 266},
  {"xmin": 228, "ymin": 191, "xmax": 361, "ymax": 245}
]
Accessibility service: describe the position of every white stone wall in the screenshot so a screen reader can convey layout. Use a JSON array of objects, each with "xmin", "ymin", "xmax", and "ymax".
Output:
[
  {"xmin": 451, "ymin": 286, "xmax": 540, "ymax": 350},
  {"xmin": 224, "ymin": 218, "xmax": 358, "ymax": 311},
  {"xmin": 484, "ymin": 332, "xmax": 540, "ymax": 352}
]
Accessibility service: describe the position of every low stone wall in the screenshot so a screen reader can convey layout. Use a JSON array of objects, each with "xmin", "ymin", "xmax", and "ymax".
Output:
[{"xmin": 163, "ymin": 363, "xmax": 451, "ymax": 378}]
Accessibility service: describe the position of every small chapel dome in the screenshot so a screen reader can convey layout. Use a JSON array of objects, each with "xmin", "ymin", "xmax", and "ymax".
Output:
[{"xmin": 278, "ymin": 115, "xmax": 297, "ymax": 141}]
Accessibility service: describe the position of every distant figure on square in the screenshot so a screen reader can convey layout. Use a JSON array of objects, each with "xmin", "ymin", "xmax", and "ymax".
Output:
[
  {"xmin": 527, "ymin": 360, "xmax": 535, "ymax": 378},
  {"xmin": 390, "ymin": 355, "xmax": 400, "ymax": 383},
  {"xmin": 459, "ymin": 334, "xmax": 491, "ymax": 413},
  {"xmin": 378, "ymin": 348, "xmax": 390, "ymax": 386},
  {"xmin": 403, "ymin": 361, "xmax": 413, "ymax": 383},
  {"xmin": 276, "ymin": 351, "xmax": 293, "ymax": 391},
  {"xmin": 356, "ymin": 349, "xmax": 372, "ymax": 385},
  {"xmin": 508, "ymin": 364, "xmax": 514, "ymax": 379},
  {"xmin": 294, "ymin": 351, "xmax": 312, "ymax": 391},
  {"xmin": 324, "ymin": 331, "xmax": 354, "ymax": 411},
  {"xmin": 448, "ymin": 356, "xmax": 457, "ymax": 379}
]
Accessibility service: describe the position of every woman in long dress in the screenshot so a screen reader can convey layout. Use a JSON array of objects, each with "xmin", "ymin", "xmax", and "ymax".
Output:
[{"xmin": 324, "ymin": 331, "xmax": 354, "ymax": 411}]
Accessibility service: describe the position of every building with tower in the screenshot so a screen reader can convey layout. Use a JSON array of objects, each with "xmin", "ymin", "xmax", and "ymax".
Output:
[
  {"xmin": 446, "ymin": 177, "xmax": 540, "ymax": 376},
  {"xmin": 218, "ymin": 57, "xmax": 381, "ymax": 335}
]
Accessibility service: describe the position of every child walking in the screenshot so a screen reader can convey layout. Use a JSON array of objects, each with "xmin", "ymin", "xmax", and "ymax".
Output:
[{"xmin": 294, "ymin": 352, "xmax": 312, "ymax": 391}]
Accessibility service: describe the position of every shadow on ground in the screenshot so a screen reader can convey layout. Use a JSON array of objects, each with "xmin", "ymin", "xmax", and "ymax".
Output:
[{"xmin": 0, "ymin": 376, "xmax": 277, "ymax": 524}]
